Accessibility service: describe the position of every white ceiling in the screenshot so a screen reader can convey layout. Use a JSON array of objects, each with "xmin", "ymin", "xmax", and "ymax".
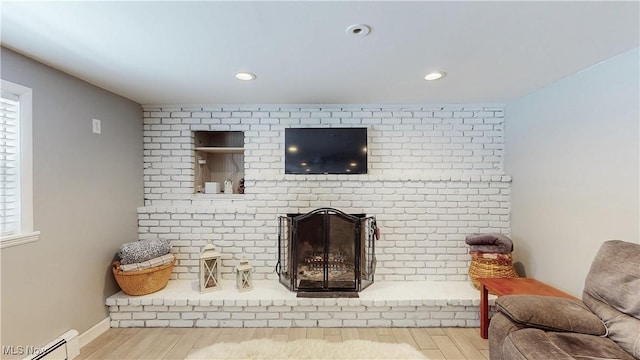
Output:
[{"xmin": 1, "ymin": 1, "xmax": 638, "ymax": 105}]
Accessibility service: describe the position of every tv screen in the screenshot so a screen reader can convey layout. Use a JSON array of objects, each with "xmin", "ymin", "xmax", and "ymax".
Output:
[{"xmin": 285, "ymin": 128, "xmax": 367, "ymax": 174}]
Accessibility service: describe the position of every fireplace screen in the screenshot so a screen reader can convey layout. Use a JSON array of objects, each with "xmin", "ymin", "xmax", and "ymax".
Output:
[{"xmin": 277, "ymin": 208, "xmax": 377, "ymax": 293}]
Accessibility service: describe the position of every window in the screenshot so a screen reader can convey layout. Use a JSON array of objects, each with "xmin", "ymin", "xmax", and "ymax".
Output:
[{"xmin": 1, "ymin": 80, "xmax": 38, "ymax": 248}]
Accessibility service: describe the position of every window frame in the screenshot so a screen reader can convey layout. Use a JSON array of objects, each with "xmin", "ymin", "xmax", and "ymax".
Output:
[{"xmin": 1, "ymin": 79, "xmax": 39, "ymax": 248}]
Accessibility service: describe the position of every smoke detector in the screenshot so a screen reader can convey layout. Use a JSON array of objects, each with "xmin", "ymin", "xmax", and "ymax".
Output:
[{"xmin": 346, "ymin": 24, "xmax": 371, "ymax": 37}]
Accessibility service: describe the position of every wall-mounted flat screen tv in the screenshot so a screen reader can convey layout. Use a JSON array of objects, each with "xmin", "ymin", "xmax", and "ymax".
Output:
[{"xmin": 285, "ymin": 127, "xmax": 367, "ymax": 174}]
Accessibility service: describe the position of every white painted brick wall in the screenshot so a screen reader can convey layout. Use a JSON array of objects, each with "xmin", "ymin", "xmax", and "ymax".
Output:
[
  {"xmin": 139, "ymin": 105, "xmax": 510, "ymax": 282},
  {"xmin": 108, "ymin": 296, "xmax": 491, "ymax": 328}
]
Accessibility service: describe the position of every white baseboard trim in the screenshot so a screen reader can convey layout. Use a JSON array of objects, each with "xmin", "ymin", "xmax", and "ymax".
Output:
[{"xmin": 79, "ymin": 317, "xmax": 110, "ymax": 348}]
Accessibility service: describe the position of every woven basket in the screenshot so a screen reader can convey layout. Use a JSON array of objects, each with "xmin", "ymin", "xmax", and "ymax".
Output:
[
  {"xmin": 112, "ymin": 256, "xmax": 175, "ymax": 296},
  {"xmin": 468, "ymin": 252, "xmax": 518, "ymax": 290}
]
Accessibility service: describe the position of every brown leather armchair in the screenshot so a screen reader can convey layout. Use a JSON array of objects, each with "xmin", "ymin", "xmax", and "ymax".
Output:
[{"xmin": 488, "ymin": 240, "xmax": 640, "ymax": 359}]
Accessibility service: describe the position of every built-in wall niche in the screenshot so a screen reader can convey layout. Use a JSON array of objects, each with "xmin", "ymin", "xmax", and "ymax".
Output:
[{"xmin": 194, "ymin": 131, "xmax": 244, "ymax": 195}]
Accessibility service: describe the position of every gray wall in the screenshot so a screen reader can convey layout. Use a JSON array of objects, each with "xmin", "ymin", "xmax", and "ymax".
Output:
[
  {"xmin": 0, "ymin": 48, "xmax": 143, "ymax": 355},
  {"xmin": 505, "ymin": 47, "xmax": 640, "ymax": 297}
]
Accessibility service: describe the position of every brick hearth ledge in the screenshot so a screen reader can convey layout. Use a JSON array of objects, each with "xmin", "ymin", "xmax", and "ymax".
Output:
[{"xmin": 107, "ymin": 280, "xmax": 495, "ymax": 328}]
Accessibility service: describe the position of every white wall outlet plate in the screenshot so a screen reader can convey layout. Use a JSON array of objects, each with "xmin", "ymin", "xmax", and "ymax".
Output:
[{"xmin": 92, "ymin": 118, "xmax": 101, "ymax": 134}]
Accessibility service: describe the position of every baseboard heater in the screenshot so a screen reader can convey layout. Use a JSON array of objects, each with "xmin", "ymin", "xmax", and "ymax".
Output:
[{"xmin": 23, "ymin": 330, "xmax": 79, "ymax": 360}]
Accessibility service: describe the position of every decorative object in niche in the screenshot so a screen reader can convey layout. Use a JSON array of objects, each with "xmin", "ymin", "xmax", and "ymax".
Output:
[
  {"xmin": 238, "ymin": 178, "xmax": 245, "ymax": 194},
  {"xmin": 205, "ymin": 182, "xmax": 220, "ymax": 194},
  {"xmin": 224, "ymin": 179, "xmax": 233, "ymax": 194}
]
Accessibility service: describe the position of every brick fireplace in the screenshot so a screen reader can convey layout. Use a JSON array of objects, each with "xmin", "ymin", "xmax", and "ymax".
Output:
[
  {"xmin": 109, "ymin": 104, "xmax": 511, "ymax": 328},
  {"xmin": 138, "ymin": 104, "xmax": 511, "ymax": 284}
]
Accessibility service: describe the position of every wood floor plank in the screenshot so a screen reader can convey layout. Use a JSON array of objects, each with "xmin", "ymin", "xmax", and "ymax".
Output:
[
  {"xmin": 78, "ymin": 328, "xmax": 138, "ymax": 360},
  {"xmin": 271, "ymin": 334, "xmax": 289, "ymax": 342},
  {"xmin": 341, "ymin": 328, "xmax": 360, "ymax": 341},
  {"xmin": 376, "ymin": 335, "xmax": 397, "ymax": 344},
  {"xmin": 119, "ymin": 328, "xmax": 168, "ymax": 360},
  {"xmin": 106, "ymin": 328, "xmax": 157, "ymax": 360},
  {"xmin": 78, "ymin": 327, "xmax": 490, "ymax": 360},
  {"xmin": 216, "ymin": 328, "xmax": 240, "ymax": 343},
  {"xmin": 356, "ymin": 328, "xmax": 379, "ymax": 342},
  {"xmin": 270, "ymin": 327, "xmax": 290, "ymax": 341},
  {"xmin": 455, "ymin": 328, "xmax": 490, "ymax": 360},
  {"xmin": 162, "ymin": 328, "xmax": 206, "ymax": 360},
  {"xmin": 306, "ymin": 327, "xmax": 324, "ymax": 340},
  {"xmin": 375, "ymin": 328, "xmax": 393, "ymax": 336},
  {"xmin": 253, "ymin": 328, "xmax": 275, "ymax": 339},
  {"xmin": 432, "ymin": 335, "xmax": 466, "ymax": 360},
  {"xmin": 324, "ymin": 333, "xmax": 342, "ymax": 342},
  {"xmin": 324, "ymin": 327, "xmax": 341, "ymax": 335},
  {"xmin": 192, "ymin": 328, "xmax": 222, "ymax": 350},
  {"xmin": 324, "ymin": 327, "xmax": 342, "ymax": 342},
  {"xmin": 427, "ymin": 328, "xmax": 446, "ymax": 335},
  {"xmin": 233, "ymin": 328, "xmax": 257, "ymax": 342},
  {"xmin": 422, "ymin": 349, "xmax": 446, "ymax": 360},
  {"xmin": 459, "ymin": 327, "xmax": 489, "ymax": 351},
  {"xmin": 76, "ymin": 328, "xmax": 134, "ymax": 360},
  {"xmin": 374, "ymin": 327, "xmax": 395, "ymax": 343},
  {"xmin": 137, "ymin": 328, "xmax": 185, "ymax": 360},
  {"xmin": 480, "ymin": 349, "xmax": 490, "ymax": 360},
  {"xmin": 75, "ymin": 328, "xmax": 119, "ymax": 359},
  {"xmin": 409, "ymin": 328, "xmax": 438, "ymax": 350},
  {"xmin": 391, "ymin": 328, "xmax": 420, "ymax": 349},
  {"xmin": 288, "ymin": 327, "xmax": 307, "ymax": 340},
  {"xmin": 444, "ymin": 328, "xmax": 486, "ymax": 360}
]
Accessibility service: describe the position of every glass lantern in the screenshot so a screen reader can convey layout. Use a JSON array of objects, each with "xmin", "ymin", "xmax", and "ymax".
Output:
[
  {"xmin": 235, "ymin": 257, "xmax": 253, "ymax": 292},
  {"xmin": 200, "ymin": 241, "xmax": 222, "ymax": 293}
]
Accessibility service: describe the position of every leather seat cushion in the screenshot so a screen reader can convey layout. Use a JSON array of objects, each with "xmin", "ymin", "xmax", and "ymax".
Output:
[{"xmin": 502, "ymin": 328, "xmax": 635, "ymax": 360}]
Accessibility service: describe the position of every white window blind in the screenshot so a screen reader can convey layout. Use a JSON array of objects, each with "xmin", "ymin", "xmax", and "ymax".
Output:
[{"xmin": 0, "ymin": 91, "xmax": 20, "ymax": 237}]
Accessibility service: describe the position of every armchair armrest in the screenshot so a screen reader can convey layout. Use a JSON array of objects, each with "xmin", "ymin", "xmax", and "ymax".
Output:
[{"xmin": 496, "ymin": 295, "xmax": 607, "ymax": 336}]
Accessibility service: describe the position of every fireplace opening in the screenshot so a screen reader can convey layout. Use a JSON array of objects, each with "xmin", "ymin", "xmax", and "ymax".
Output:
[{"xmin": 277, "ymin": 208, "xmax": 377, "ymax": 296}]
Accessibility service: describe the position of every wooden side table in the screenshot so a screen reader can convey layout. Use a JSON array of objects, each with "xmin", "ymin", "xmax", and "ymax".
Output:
[{"xmin": 477, "ymin": 277, "xmax": 577, "ymax": 339}]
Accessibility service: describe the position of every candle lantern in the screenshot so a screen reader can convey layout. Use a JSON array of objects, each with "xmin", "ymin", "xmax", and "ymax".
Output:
[
  {"xmin": 200, "ymin": 241, "xmax": 222, "ymax": 293},
  {"xmin": 235, "ymin": 257, "xmax": 253, "ymax": 292}
]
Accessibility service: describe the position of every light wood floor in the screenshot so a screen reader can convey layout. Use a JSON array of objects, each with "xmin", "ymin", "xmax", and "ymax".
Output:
[{"xmin": 77, "ymin": 327, "xmax": 489, "ymax": 360}]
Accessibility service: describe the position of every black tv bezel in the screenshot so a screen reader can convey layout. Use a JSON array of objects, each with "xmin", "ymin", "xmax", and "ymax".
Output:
[{"xmin": 284, "ymin": 127, "xmax": 368, "ymax": 175}]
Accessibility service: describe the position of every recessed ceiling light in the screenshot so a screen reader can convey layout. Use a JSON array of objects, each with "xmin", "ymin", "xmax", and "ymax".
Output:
[
  {"xmin": 235, "ymin": 72, "xmax": 256, "ymax": 81},
  {"xmin": 424, "ymin": 72, "xmax": 446, "ymax": 81}
]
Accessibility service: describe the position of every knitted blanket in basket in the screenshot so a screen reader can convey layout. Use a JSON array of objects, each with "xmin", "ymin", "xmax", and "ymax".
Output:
[
  {"xmin": 465, "ymin": 233, "xmax": 513, "ymax": 253},
  {"xmin": 119, "ymin": 253, "xmax": 175, "ymax": 272},
  {"xmin": 118, "ymin": 238, "xmax": 171, "ymax": 265}
]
